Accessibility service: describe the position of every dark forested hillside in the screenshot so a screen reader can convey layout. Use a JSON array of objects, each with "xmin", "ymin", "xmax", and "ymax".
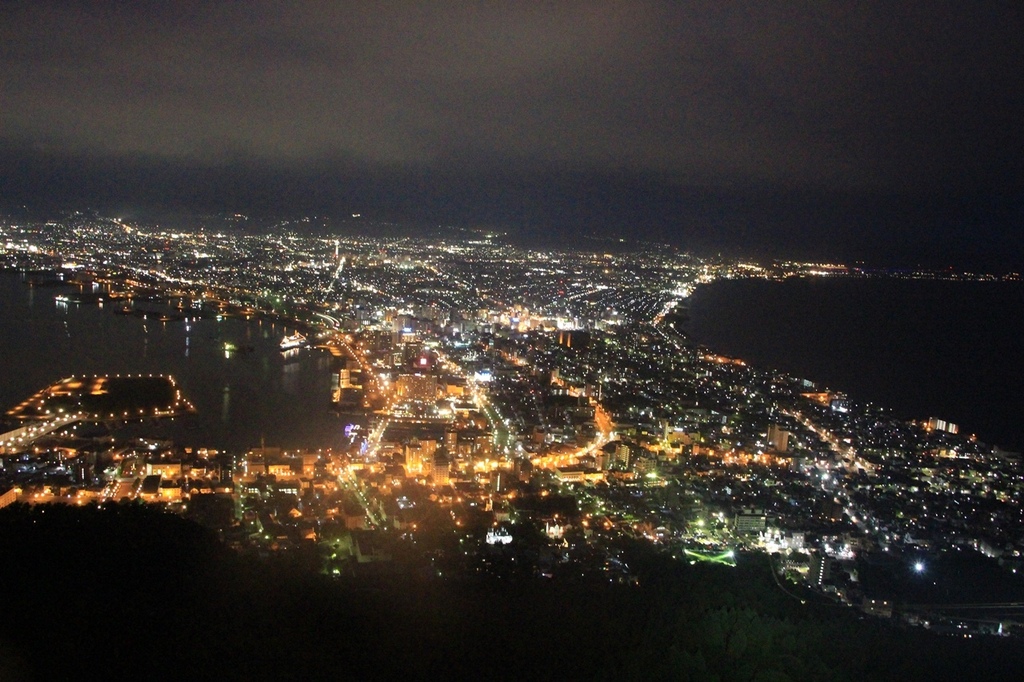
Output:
[{"xmin": 1, "ymin": 504, "xmax": 1022, "ymax": 681}]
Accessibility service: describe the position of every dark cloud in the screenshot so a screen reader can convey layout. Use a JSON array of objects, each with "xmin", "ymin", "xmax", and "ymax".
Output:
[{"xmin": 1, "ymin": 1, "xmax": 1022, "ymax": 262}]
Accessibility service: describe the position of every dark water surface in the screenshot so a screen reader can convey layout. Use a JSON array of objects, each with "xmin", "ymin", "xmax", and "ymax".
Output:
[
  {"xmin": 686, "ymin": 277, "xmax": 1023, "ymax": 451},
  {"xmin": 0, "ymin": 273, "xmax": 351, "ymax": 452}
]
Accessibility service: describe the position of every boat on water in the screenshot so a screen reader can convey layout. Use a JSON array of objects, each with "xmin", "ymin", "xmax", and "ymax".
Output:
[{"xmin": 280, "ymin": 332, "xmax": 308, "ymax": 351}]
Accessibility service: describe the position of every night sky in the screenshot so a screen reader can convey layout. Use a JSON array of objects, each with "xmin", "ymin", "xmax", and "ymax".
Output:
[{"xmin": 1, "ymin": 1, "xmax": 1021, "ymax": 266}]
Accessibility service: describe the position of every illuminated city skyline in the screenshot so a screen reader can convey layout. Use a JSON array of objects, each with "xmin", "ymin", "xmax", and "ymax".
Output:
[{"xmin": 0, "ymin": 3, "xmax": 1022, "ymax": 677}]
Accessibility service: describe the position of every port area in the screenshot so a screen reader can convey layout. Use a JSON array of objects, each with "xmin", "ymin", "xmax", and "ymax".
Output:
[{"xmin": 5, "ymin": 375, "xmax": 195, "ymax": 423}]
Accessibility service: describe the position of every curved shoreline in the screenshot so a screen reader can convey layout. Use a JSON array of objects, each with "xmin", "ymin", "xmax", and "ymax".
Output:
[{"xmin": 681, "ymin": 277, "xmax": 1023, "ymax": 450}]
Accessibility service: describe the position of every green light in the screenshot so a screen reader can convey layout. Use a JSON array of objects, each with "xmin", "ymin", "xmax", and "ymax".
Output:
[{"xmin": 682, "ymin": 548, "xmax": 737, "ymax": 567}]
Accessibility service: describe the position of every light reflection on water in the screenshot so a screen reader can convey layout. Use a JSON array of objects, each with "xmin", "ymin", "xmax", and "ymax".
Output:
[{"xmin": 0, "ymin": 273, "xmax": 356, "ymax": 453}]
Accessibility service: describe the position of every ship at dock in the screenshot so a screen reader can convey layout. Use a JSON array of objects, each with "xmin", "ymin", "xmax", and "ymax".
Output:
[{"xmin": 279, "ymin": 332, "xmax": 309, "ymax": 351}]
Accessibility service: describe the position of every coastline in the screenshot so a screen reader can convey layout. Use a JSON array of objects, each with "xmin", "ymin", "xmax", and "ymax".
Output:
[
  {"xmin": 682, "ymin": 276, "xmax": 1023, "ymax": 451},
  {"xmin": 0, "ymin": 271, "xmax": 347, "ymax": 452}
]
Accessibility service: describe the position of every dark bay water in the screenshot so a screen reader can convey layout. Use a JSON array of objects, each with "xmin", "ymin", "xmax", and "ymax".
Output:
[
  {"xmin": 0, "ymin": 273, "xmax": 352, "ymax": 452},
  {"xmin": 686, "ymin": 278, "xmax": 1023, "ymax": 451}
]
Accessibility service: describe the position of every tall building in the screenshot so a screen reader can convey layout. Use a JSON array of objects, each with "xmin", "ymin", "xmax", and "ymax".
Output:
[
  {"xmin": 429, "ymin": 450, "xmax": 450, "ymax": 486},
  {"xmin": 925, "ymin": 417, "xmax": 959, "ymax": 434},
  {"xmin": 734, "ymin": 508, "xmax": 767, "ymax": 534},
  {"xmin": 768, "ymin": 424, "xmax": 790, "ymax": 453},
  {"xmin": 396, "ymin": 374, "xmax": 438, "ymax": 402},
  {"xmin": 404, "ymin": 439, "xmax": 437, "ymax": 475}
]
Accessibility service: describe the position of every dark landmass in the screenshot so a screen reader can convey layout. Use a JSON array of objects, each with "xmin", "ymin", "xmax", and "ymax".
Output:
[{"xmin": 2, "ymin": 504, "xmax": 1023, "ymax": 681}]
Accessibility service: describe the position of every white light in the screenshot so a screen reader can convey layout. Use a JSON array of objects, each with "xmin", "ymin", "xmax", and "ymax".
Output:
[{"xmin": 914, "ymin": 561, "xmax": 925, "ymax": 573}]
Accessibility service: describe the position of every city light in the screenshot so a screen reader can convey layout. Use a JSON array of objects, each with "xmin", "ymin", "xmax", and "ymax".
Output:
[{"xmin": 0, "ymin": 213, "xmax": 1015, "ymax": 646}]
